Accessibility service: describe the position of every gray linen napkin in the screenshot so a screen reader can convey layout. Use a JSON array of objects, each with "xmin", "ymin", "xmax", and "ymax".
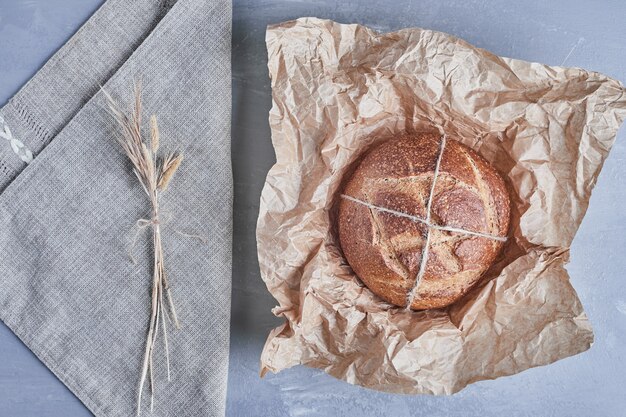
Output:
[{"xmin": 0, "ymin": 0, "xmax": 232, "ymax": 416}]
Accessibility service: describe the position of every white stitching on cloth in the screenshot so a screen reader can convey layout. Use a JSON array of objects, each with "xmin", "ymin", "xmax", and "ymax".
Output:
[{"xmin": 0, "ymin": 114, "xmax": 34, "ymax": 164}]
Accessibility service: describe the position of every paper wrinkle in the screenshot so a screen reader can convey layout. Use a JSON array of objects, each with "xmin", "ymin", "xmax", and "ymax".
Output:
[{"xmin": 257, "ymin": 17, "xmax": 626, "ymax": 394}]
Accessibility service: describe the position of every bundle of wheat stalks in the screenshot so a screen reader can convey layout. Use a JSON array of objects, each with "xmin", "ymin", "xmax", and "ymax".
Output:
[{"xmin": 105, "ymin": 85, "xmax": 183, "ymax": 415}]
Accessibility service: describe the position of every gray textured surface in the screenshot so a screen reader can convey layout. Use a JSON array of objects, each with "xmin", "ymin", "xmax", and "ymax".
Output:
[
  {"xmin": 0, "ymin": 4, "xmax": 104, "ymax": 415},
  {"xmin": 1, "ymin": 0, "xmax": 626, "ymax": 416},
  {"xmin": 0, "ymin": 0, "xmax": 232, "ymax": 416}
]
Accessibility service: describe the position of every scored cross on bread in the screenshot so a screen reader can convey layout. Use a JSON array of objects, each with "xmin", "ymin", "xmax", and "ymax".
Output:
[
  {"xmin": 338, "ymin": 132, "xmax": 510, "ymax": 310},
  {"xmin": 430, "ymin": 139, "xmax": 509, "ymax": 237}
]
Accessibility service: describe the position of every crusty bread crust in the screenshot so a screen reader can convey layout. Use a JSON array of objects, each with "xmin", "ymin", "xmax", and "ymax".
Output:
[
  {"xmin": 338, "ymin": 198, "xmax": 426, "ymax": 307},
  {"xmin": 431, "ymin": 139, "xmax": 510, "ymax": 237},
  {"xmin": 338, "ymin": 132, "xmax": 510, "ymax": 310}
]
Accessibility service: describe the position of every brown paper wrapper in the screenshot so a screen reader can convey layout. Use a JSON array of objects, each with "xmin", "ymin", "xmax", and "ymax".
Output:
[{"xmin": 257, "ymin": 17, "xmax": 626, "ymax": 394}]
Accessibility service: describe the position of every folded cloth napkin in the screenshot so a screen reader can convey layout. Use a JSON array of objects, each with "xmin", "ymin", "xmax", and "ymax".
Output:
[{"xmin": 0, "ymin": 0, "xmax": 232, "ymax": 416}]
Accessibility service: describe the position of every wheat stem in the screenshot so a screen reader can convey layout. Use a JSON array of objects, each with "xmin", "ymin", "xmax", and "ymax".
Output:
[
  {"xmin": 166, "ymin": 287, "xmax": 181, "ymax": 330},
  {"xmin": 136, "ymin": 245, "xmax": 159, "ymax": 416},
  {"xmin": 105, "ymin": 85, "xmax": 183, "ymax": 416},
  {"xmin": 160, "ymin": 278, "xmax": 171, "ymax": 381}
]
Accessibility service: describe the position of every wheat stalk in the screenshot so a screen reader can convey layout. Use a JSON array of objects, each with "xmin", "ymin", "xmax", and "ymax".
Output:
[{"xmin": 104, "ymin": 83, "xmax": 183, "ymax": 415}]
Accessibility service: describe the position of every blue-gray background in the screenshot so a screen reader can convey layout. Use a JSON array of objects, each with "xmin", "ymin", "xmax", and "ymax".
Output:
[{"xmin": 1, "ymin": 1, "xmax": 625, "ymax": 416}]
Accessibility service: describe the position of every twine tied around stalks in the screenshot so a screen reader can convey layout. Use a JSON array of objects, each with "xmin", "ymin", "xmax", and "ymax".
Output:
[
  {"xmin": 129, "ymin": 213, "xmax": 208, "ymax": 264},
  {"xmin": 104, "ymin": 84, "xmax": 185, "ymax": 415}
]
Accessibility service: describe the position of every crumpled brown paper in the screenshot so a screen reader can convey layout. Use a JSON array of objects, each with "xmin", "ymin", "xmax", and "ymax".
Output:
[{"xmin": 257, "ymin": 17, "xmax": 626, "ymax": 394}]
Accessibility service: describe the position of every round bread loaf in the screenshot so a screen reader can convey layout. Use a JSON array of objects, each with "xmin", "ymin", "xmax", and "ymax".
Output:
[{"xmin": 338, "ymin": 132, "xmax": 510, "ymax": 310}]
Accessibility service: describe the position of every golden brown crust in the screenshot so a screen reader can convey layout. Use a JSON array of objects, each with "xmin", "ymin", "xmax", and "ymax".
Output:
[
  {"xmin": 343, "ymin": 132, "xmax": 441, "ymax": 219},
  {"xmin": 338, "ymin": 132, "xmax": 510, "ymax": 310},
  {"xmin": 338, "ymin": 198, "xmax": 426, "ymax": 307},
  {"xmin": 430, "ymin": 140, "xmax": 510, "ymax": 237},
  {"xmin": 410, "ymin": 230, "xmax": 503, "ymax": 310}
]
